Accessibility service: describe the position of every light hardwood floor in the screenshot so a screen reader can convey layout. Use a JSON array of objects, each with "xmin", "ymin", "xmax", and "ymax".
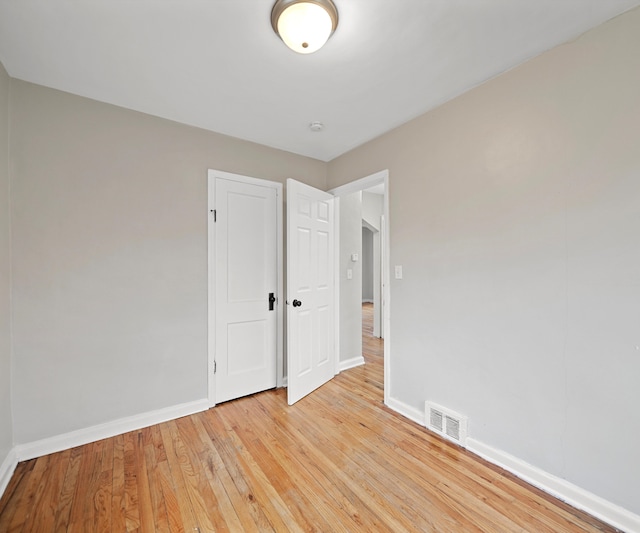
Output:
[{"xmin": 0, "ymin": 304, "xmax": 619, "ymax": 532}]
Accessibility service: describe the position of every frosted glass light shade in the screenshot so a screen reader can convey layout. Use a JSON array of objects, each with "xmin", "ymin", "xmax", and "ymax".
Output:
[{"xmin": 272, "ymin": 0, "xmax": 338, "ymax": 54}]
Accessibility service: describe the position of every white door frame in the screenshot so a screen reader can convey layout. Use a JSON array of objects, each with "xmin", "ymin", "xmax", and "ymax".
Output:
[
  {"xmin": 207, "ymin": 169, "xmax": 284, "ymax": 407},
  {"xmin": 328, "ymin": 169, "xmax": 391, "ymax": 405}
]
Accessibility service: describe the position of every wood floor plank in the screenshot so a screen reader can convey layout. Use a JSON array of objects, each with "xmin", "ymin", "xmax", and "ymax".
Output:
[
  {"xmin": 167, "ymin": 418, "xmax": 225, "ymax": 533},
  {"xmin": 171, "ymin": 416, "xmax": 234, "ymax": 533},
  {"xmin": 253, "ymin": 392, "xmax": 400, "ymax": 532},
  {"xmin": 6, "ymin": 456, "xmax": 50, "ymax": 533},
  {"xmin": 190, "ymin": 414, "xmax": 261, "ymax": 533},
  {"xmin": 143, "ymin": 434, "xmax": 171, "ymax": 533},
  {"xmin": 133, "ymin": 431, "xmax": 156, "ymax": 533},
  {"xmin": 158, "ymin": 422, "xmax": 200, "ymax": 532},
  {"xmin": 123, "ymin": 431, "xmax": 141, "ymax": 532},
  {"xmin": 150, "ymin": 422, "xmax": 167, "ymax": 464},
  {"xmin": 110, "ymin": 433, "xmax": 127, "ymax": 533},
  {"xmin": 197, "ymin": 411, "xmax": 275, "ymax": 532},
  {"xmin": 92, "ymin": 469, "xmax": 112, "ymax": 533},
  {"xmin": 211, "ymin": 406, "xmax": 305, "ymax": 532},
  {"xmin": 0, "ymin": 460, "xmax": 34, "ymax": 530},
  {"xmin": 260, "ymin": 391, "xmax": 434, "ymax": 531},
  {"xmin": 176, "ymin": 415, "xmax": 247, "ymax": 532},
  {"xmin": 220, "ymin": 399, "xmax": 336, "ymax": 532},
  {"xmin": 65, "ymin": 442, "xmax": 98, "ymax": 533},
  {"xmin": 156, "ymin": 459, "xmax": 186, "ymax": 533},
  {"xmin": 27, "ymin": 448, "xmax": 71, "ymax": 533},
  {"xmin": 248, "ymin": 395, "xmax": 381, "ymax": 531},
  {"xmin": 52, "ymin": 447, "xmax": 84, "ymax": 533},
  {"xmin": 0, "ymin": 303, "xmax": 622, "ymax": 532},
  {"xmin": 0, "ymin": 460, "xmax": 32, "ymax": 518},
  {"xmin": 92, "ymin": 438, "xmax": 114, "ymax": 533}
]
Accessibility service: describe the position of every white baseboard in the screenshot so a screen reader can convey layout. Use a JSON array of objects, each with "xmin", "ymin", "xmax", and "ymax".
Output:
[
  {"xmin": 362, "ymin": 299, "xmax": 373, "ymax": 304},
  {"xmin": 338, "ymin": 355, "xmax": 365, "ymax": 372},
  {"xmin": 466, "ymin": 438, "xmax": 640, "ymax": 533},
  {"xmin": 0, "ymin": 447, "xmax": 18, "ymax": 500},
  {"xmin": 385, "ymin": 396, "xmax": 425, "ymax": 426},
  {"xmin": 15, "ymin": 398, "xmax": 209, "ymax": 462},
  {"xmin": 385, "ymin": 397, "xmax": 639, "ymax": 533}
]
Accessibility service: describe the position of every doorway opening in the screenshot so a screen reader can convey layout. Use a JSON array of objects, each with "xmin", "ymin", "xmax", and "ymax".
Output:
[{"xmin": 329, "ymin": 170, "xmax": 390, "ymax": 405}]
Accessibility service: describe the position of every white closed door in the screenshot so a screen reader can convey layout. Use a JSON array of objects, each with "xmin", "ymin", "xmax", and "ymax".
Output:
[
  {"xmin": 214, "ymin": 176, "xmax": 278, "ymax": 403},
  {"xmin": 287, "ymin": 179, "xmax": 336, "ymax": 405}
]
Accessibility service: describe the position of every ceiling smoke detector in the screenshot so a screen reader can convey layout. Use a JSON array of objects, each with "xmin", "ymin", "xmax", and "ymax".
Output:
[{"xmin": 309, "ymin": 121, "xmax": 324, "ymax": 132}]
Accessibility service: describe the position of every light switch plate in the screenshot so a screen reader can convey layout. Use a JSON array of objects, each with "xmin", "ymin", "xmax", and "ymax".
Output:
[{"xmin": 395, "ymin": 265, "xmax": 403, "ymax": 279}]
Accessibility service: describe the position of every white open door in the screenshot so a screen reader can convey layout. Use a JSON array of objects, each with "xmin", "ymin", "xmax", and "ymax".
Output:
[{"xmin": 287, "ymin": 179, "xmax": 336, "ymax": 405}]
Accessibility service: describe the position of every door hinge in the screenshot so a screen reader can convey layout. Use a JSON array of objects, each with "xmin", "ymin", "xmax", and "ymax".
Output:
[
  {"xmin": 210, "ymin": 209, "xmax": 216, "ymax": 222},
  {"xmin": 214, "ymin": 360, "xmax": 217, "ymax": 374}
]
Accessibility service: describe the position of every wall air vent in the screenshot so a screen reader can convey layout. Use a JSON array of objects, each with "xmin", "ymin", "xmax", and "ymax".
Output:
[
  {"xmin": 425, "ymin": 401, "xmax": 468, "ymax": 447},
  {"xmin": 430, "ymin": 408, "xmax": 443, "ymax": 432}
]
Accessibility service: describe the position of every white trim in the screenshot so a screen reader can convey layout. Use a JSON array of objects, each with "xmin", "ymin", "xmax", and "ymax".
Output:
[
  {"xmin": 362, "ymin": 299, "xmax": 374, "ymax": 304},
  {"xmin": 333, "ymin": 196, "xmax": 341, "ymax": 376},
  {"xmin": 329, "ymin": 170, "xmax": 391, "ymax": 404},
  {"xmin": 207, "ymin": 171, "xmax": 216, "ymax": 407},
  {"xmin": 361, "ymin": 219, "xmax": 377, "ymax": 233},
  {"xmin": 328, "ymin": 170, "xmax": 388, "ymax": 197},
  {"xmin": 275, "ymin": 186, "xmax": 284, "ymax": 389},
  {"xmin": 338, "ymin": 355, "xmax": 365, "ymax": 372},
  {"xmin": 382, "ymin": 178, "xmax": 390, "ymax": 405},
  {"xmin": 207, "ymin": 169, "xmax": 284, "ymax": 405},
  {"xmin": 0, "ymin": 447, "xmax": 18, "ymax": 499},
  {"xmin": 15, "ymin": 399, "xmax": 209, "ymax": 462},
  {"xmin": 466, "ymin": 438, "xmax": 640, "ymax": 533},
  {"xmin": 385, "ymin": 396, "xmax": 425, "ymax": 427}
]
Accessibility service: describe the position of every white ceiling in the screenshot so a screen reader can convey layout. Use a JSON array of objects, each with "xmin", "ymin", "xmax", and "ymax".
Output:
[{"xmin": 1, "ymin": 0, "xmax": 638, "ymax": 162}]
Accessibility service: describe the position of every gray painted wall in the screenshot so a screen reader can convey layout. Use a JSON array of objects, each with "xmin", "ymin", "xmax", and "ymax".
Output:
[
  {"xmin": 362, "ymin": 227, "xmax": 373, "ymax": 301},
  {"xmin": 339, "ymin": 192, "xmax": 362, "ymax": 362},
  {"xmin": 362, "ymin": 192, "xmax": 383, "ymax": 231},
  {"xmin": 0, "ymin": 61, "xmax": 13, "ymax": 468},
  {"xmin": 9, "ymin": 80, "xmax": 326, "ymax": 444},
  {"xmin": 328, "ymin": 8, "xmax": 640, "ymax": 514}
]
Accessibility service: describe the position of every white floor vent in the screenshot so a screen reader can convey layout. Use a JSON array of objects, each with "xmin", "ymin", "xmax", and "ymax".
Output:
[{"xmin": 425, "ymin": 401, "xmax": 468, "ymax": 447}]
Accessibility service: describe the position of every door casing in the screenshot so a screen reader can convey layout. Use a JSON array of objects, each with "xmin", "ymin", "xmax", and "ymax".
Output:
[{"xmin": 329, "ymin": 169, "xmax": 391, "ymax": 405}]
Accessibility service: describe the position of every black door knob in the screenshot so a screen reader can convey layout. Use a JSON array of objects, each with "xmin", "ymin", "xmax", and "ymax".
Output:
[{"xmin": 292, "ymin": 299, "xmax": 302, "ymax": 307}]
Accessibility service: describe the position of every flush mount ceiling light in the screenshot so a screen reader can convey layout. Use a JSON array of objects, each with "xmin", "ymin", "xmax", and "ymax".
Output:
[{"xmin": 271, "ymin": 0, "xmax": 339, "ymax": 54}]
